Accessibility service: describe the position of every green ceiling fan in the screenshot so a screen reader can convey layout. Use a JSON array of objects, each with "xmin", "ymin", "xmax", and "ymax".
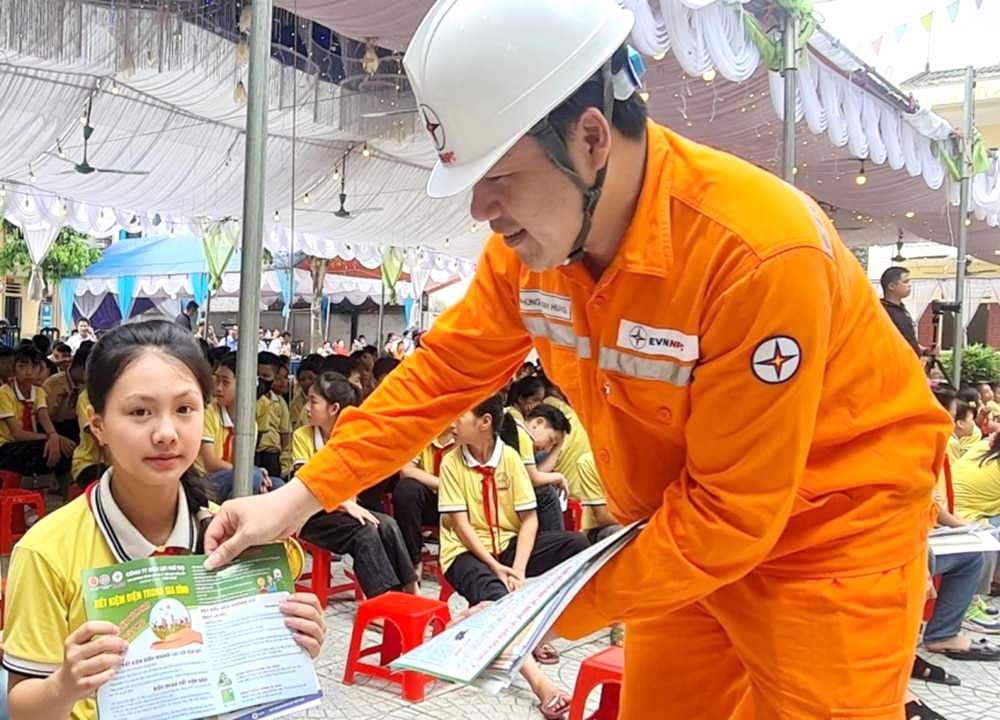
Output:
[{"xmin": 54, "ymin": 97, "xmax": 151, "ymax": 176}]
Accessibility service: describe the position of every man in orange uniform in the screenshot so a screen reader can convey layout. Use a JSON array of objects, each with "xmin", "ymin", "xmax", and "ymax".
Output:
[{"xmin": 206, "ymin": 0, "xmax": 952, "ymax": 717}]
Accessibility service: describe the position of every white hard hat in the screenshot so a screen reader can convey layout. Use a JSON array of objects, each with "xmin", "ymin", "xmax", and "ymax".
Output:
[{"xmin": 404, "ymin": 0, "xmax": 635, "ymax": 199}]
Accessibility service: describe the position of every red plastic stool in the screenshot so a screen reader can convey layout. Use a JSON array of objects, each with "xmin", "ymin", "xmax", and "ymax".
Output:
[
  {"xmin": 294, "ymin": 539, "xmax": 364, "ymax": 605},
  {"xmin": 0, "ymin": 471, "xmax": 22, "ymax": 491},
  {"xmin": 0, "ymin": 489, "xmax": 46, "ymax": 554},
  {"xmin": 564, "ymin": 500, "xmax": 583, "ymax": 532},
  {"xmin": 568, "ymin": 646, "xmax": 623, "ymax": 720},
  {"xmin": 343, "ymin": 591, "xmax": 451, "ymax": 702}
]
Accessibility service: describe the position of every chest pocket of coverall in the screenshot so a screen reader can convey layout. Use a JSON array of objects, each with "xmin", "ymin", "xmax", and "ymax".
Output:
[{"xmin": 602, "ymin": 368, "xmax": 688, "ymax": 441}]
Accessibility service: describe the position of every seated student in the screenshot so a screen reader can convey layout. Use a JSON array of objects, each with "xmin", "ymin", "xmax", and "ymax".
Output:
[
  {"xmin": 50, "ymin": 342, "xmax": 73, "ymax": 374},
  {"xmin": 0, "ymin": 346, "xmax": 75, "ymax": 478},
  {"xmin": 41, "ymin": 342, "xmax": 92, "ymax": 444},
  {"xmin": 501, "ymin": 406, "xmax": 568, "ymax": 534},
  {"xmin": 440, "ymin": 393, "xmax": 588, "ymax": 717},
  {"xmin": 2, "ymin": 321, "xmax": 326, "ymax": 720},
  {"xmin": 957, "ymin": 386, "xmax": 991, "ymax": 439},
  {"xmin": 573, "ymin": 451, "xmax": 622, "ymax": 544},
  {"xmin": 0, "ymin": 345, "xmax": 13, "ymax": 385},
  {"xmin": 394, "ymin": 423, "xmax": 456, "ymax": 579},
  {"xmin": 271, "ymin": 363, "xmax": 295, "ymax": 477},
  {"xmin": 542, "ymin": 379, "xmax": 591, "ymax": 491},
  {"xmin": 200, "ymin": 354, "xmax": 277, "ymax": 500},
  {"xmin": 372, "ymin": 357, "xmax": 400, "ymax": 388},
  {"xmin": 506, "ymin": 376, "xmax": 546, "ymax": 425},
  {"xmin": 319, "ymin": 354, "xmax": 363, "ymax": 392},
  {"xmin": 978, "ymin": 382, "xmax": 1000, "ymax": 423},
  {"xmin": 950, "ymin": 400, "xmax": 979, "ymax": 463},
  {"xmin": 293, "ymin": 371, "xmax": 418, "ymax": 598},
  {"xmin": 255, "ymin": 352, "xmax": 290, "ymax": 481},
  {"xmin": 290, "ymin": 360, "xmax": 318, "ymax": 430}
]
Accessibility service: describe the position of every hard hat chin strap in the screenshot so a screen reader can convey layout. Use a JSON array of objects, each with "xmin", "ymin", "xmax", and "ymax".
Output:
[{"xmin": 528, "ymin": 60, "xmax": 615, "ymax": 266}]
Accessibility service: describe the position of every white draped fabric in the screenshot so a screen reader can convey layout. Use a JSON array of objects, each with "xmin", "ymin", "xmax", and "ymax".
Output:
[
  {"xmin": 76, "ymin": 269, "xmax": 415, "ymax": 309},
  {"xmin": 75, "ymin": 291, "xmax": 107, "ymax": 322},
  {"xmin": 0, "ymin": 0, "xmax": 996, "ymax": 270},
  {"xmin": 905, "ymin": 280, "xmax": 944, "ymax": 328}
]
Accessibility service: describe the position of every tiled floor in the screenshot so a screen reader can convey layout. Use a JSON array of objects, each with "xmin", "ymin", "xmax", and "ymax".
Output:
[{"xmin": 294, "ymin": 565, "xmax": 1000, "ymax": 720}]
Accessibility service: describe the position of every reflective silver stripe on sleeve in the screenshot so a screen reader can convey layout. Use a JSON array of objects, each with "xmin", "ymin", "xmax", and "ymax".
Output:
[
  {"xmin": 523, "ymin": 316, "xmax": 592, "ymax": 359},
  {"xmin": 598, "ymin": 347, "xmax": 693, "ymax": 386}
]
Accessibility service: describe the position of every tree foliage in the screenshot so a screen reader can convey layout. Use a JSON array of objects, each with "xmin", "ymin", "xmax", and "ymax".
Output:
[{"xmin": 0, "ymin": 220, "xmax": 101, "ymax": 288}]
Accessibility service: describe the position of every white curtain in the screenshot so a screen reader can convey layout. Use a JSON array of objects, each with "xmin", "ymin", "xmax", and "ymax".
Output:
[
  {"xmin": 20, "ymin": 220, "xmax": 63, "ymax": 301},
  {"xmin": 904, "ymin": 279, "xmax": 942, "ymax": 325},
  {"xmin": 963, "ymin": 278, "xmax": 993, "ymax": 330},
  {"xmin": 75, "ymin": 292, "xmax": 108, "ymax": 322},
  {"xmin": 149, "ymin": 296, "xmax": 182, "ymax": 320}
]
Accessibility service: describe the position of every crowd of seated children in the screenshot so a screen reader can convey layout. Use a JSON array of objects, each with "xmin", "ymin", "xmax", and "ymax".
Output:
[
  {"xmin": 292, "ymin": 371, "xmax": 418, "ymax": 598},
  {"xmin": 0, "ymin": 346, "xmax": 75, "ymax": 481},
  {"xmin": 438, "ymin": 393, "xmax": 589, "ymax": 718},
  {"xmin": 2, "ymin": 321, "xmax": 326, "ymax": 720}
]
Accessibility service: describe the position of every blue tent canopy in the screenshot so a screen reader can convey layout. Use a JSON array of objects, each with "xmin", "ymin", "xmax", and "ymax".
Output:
[{"xmin": 80, "ymin": 236, "xmax": 242, "ymax": 278}]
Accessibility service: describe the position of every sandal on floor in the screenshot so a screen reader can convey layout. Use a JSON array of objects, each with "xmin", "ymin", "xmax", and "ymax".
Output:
[
  {"xmin": 906, "ymin": 698, "xmax": 948, "ymax": 720},
  {"xmin": 539, "ymin": 690, "xmax": 571, "ymax": 720},
  {"xmin": 532, "ymin": 643, "xmax": 560, "ymax": 665},
  {"xmin": 939, "ymin": 637, "xmax": 1000, "ymax": 661},
  {"xmin": 609, "ymin": 625, "xmax": 625, "ymax": 647},
  {"xmin": 911, "ymin": 655, "xmax": 961, "ymax": 685}
]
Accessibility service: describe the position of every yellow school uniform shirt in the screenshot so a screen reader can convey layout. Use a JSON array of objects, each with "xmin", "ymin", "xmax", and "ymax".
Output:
[
  {"xmin": 950, "ymin": 439, "xmax": 1000, "ymax": 522},
  {"xmin": 257, "ymin": 393, "xmax": 289, "ymax": 453},
  {"xmin": 505, "ymin": 408, "xmax": 536, "ymax": 466},
  {"xmin": 290, "ymin": 389, "xmax": 307, "ymax": 430},
  {"xmin": 203, "ymin": 401, "xmax": 253, "ymax": 467},
  {"xmin": 0, "ymin": 382, "xmax": 48, "ymax": 446},
  {"xmin": 41, "ymin": 372, "xmax": 79, "ymax": 423},
  {"xmin": 544, "ymin": 396, "xmax": 591, "ymax": 489},
  {"xmin": 576, "ymin": 452, "xmax": 610, "ymax": 532},
  {"xmin": 987, "ymin": 400, "xmax": 1000, "ymax": 419},
  {"xmin": 292, "ymin": 424, "xmax": 325, "ymax": 469},
  {"xmin": 959, "ymin": 426, "xmax": 983, "ymax": 450},
  {"xmin": 2, "ymin": 471, "xmax": 203, "ymax": 720},
  {"xmin": 946, "ymin": 435, "xmax": 964, "ymax": 464},
  {"xmin": 71, "ymin": 389, "xmax": 102, "ymax": 481},
  {"xmin": 437, "ymin": 440, "xmax": 537, "ymax": 571},
  {"xmin": 415, "ymin": 438, "xmax": 456, "ymax": 475}
]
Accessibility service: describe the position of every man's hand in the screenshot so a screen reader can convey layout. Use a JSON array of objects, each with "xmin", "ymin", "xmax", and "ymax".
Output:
[{"xmin": 203, "ymin": 479, "xmax": 323, "ymax": 570}]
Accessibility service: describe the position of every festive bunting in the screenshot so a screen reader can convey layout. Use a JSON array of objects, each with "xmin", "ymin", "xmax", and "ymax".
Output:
[
  {"xmin": 921, "ymin": 11, "xmax": 934, "ymax": 31},
  {"xmin": 872, "ymin": 35, "xmax": 883, "ymax": 55},
  {"xmin": 895, "ymin": 23, "xmax": 907, "ymax": 42},
  {"xmin": 947, "ymin": 0, "xmax": 960, "ymax": 22}
]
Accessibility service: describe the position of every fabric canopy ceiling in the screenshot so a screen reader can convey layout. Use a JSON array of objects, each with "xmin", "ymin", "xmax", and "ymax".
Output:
[
  {"xmin": 0, "ymin": 0, "xmax": 997, "ymax": 265},
  {"xmin": 274, "ymin": 0, "xmax": 1000, "ymax": 256}
]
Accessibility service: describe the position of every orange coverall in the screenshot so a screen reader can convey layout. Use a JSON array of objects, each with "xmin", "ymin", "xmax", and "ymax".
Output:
[{"xmin": 297, "ymin": 121, "xmax": 952, "ymax": 719}]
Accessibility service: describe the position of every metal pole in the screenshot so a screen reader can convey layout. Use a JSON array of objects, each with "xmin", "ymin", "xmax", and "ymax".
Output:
[
  {"xmin": 377, "ymin": 281, "xmax": 386, "ymax": 351},
  {"xmin": 232, "ymin": 0, "xmax": 273, "ymax": 499},
  {"xmin": 204, "ymin": 287, "xmax": 212, "ymax": 342},
  {"xmin": 951, "ymin": 65, "xmax": 976, "ymax": 387},
  {"xmin": 781, "ymin": 11, "xmax": 799, "ymax": 184}
]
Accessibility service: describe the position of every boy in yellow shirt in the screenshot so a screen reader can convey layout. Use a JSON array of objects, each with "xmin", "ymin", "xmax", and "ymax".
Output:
[
  {"xmin": 254, "ymin": 352, "xmax": 290, "ymax": 481},
  {"xmin": 439, "ymin": 393, "xmax": 588, "ymax": 717},
  {"xmin": 290, "ymin": 360, "xmax": 319, "ymax": 430},
  {"xmin": 41, "ymin": 341, "xmax": 92, "ymax": 443},
  {"xmin": 0, "ymin": 346, "xmax": 75, "ymax": 477}
]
